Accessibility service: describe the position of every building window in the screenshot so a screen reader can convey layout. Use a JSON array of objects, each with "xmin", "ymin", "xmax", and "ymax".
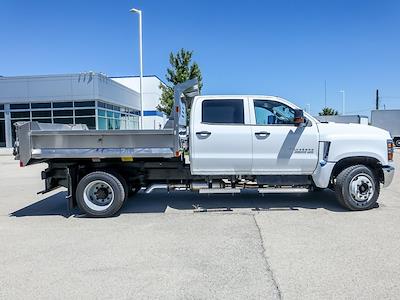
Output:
[
  {"xmin": 32, "ymin": 118, "xmax": 52, "ymax": 123},
  {"xmin": 98, "ymin": 117, "xmax": 107, "ymax": 130},
  {"xmin": 53, "ymin": 110, "xmax": 73, "ymax": 117},
  {"xmin": 115, "ymin": 119, "xmax": 120, "ymax": 130},
  {"xmin": 107, "ymin": 118, "xmax": 115, "ymax": 130},
  {"xmin": 11, "ymin": 111, "xmax": 30, "ymax": 119},
  {"xmin": 2, "ymin": 99, "xmax": 140, "ymax": 146},
  {"xmin": 98, "ymin": 109, "xmax": 106, "ymax": 117},
  {"xmin": 0, "ymin": 120, "xmax": 5, "ymax": 147},
  {"xmin": 32, "ymin": 111, "xmax": 51, "ymax": 118},
  {"xmin": 75, "ymin": 101, "xmax": 95, "ymax": 108},
  {"xmin": 31, "ymin": 103, "xmax": 51, "ymax": 109},
  {"xmin": 53, "ymin": 102, "xmax": 73, "ymax": 108},
  {"xmin": 75, "ymin": 117, "xmax": 96, "ymax": 129},
  {"xmin": 54, "ymin": 118, "xmax": 73, "ymax": 124},
  {"xmin": 75, "ymin": 109, "xmax": 95, "ymax": 117},
  {"xmin": 97, "ymin": 106, "xmax": 139, "ymax": 130},
  {"xmin": 10, "ymin": 103, "xmax": 30, "ymax": 110}
]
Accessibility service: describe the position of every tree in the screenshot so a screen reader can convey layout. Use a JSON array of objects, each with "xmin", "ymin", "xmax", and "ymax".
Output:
[
  {"xmin": 319, "ymin": 107, "xmax": 339, "ymax": 116},
  {"xmin": 157, "ymin": 49, "xmax": 203, "ymax": 115}
]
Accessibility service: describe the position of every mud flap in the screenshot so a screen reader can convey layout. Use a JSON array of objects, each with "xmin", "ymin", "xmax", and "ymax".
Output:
[{"xmin": 66, "ymin": 166, "xmax": 77, "ymax": 217}]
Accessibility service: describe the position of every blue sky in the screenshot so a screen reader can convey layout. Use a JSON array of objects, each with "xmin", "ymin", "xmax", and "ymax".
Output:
[{"xmin": 1, "ymin": 0, "xmax": 399, "ymax": 115}]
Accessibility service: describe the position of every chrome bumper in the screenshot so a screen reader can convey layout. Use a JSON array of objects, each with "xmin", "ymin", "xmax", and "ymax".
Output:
[{"xmin": 382, "ymin": 165, "xmax": 395, "ymax": 188}]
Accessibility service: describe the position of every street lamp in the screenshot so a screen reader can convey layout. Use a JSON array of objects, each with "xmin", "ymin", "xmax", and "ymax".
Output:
[
  {"xmin": 305, "ymin": 104, "xmax": 311, "ymax": 114},
  {"xmin": 130, "ymin": 7, "xmax": 144, "ymax": 129},
  {"xmin": 339, "ymin": 90, "xmax": 345, "ymax": 115}
]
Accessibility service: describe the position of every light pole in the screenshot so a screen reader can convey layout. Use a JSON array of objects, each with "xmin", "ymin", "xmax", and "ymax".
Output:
[
  {"xmin": 306, "ymin": 104, "xmax": 311, "ymax": 114},
  {"xmin": 130, "ymin": 7, "xmax": 144, "ymax": 129},
  {"xmin": 339, "ymin": 90, "xmax": 345, "ymax": 115}
]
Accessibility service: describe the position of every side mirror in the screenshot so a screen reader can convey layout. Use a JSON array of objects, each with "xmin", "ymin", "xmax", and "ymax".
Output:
[{"xmin": 294, "ymin": 109, "xmax": 305, "ymax": 126}]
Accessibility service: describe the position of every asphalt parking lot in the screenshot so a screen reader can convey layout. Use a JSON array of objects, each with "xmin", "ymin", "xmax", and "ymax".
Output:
[{"xmin": 1, "ymin": 154, "xmax": 399, "ymax": 299}]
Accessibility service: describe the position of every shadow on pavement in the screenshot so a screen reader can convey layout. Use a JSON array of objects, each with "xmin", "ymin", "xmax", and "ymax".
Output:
[
  {"xmin": 10, "ymin": 189, "xmax": 347, "ymax": 218},
  {"xmin": 10, "ymin": 191, "xmax": 78, "ymax": 218}
]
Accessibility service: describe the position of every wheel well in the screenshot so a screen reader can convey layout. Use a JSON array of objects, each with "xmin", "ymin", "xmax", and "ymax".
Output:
[
  {"xmin": 76, "ymin": 165, "xmax": 142, "ymax": 188},
  {"xmin": 331, "ymin": 157, "xmax": 384, "ymax": 183}
]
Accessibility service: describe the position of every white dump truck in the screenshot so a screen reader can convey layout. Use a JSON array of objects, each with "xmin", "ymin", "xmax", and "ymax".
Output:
[{"xmin": 14, "ymin": 79, "xmax": 395, "ymax": 217}]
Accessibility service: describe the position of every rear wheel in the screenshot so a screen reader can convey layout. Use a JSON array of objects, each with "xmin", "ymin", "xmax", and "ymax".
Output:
[
  {"xmin": 76, "ymin": 171, "xmax": 126, "ymax": 217},
  {"xmin": 334, "ymin": 165, "xmax": 380, "ymax": 211}
]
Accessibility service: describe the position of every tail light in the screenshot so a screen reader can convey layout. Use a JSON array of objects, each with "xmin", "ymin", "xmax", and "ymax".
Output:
[{"xmin": 387, "ymin": 140, "xmax": 394, "ymax": 161}]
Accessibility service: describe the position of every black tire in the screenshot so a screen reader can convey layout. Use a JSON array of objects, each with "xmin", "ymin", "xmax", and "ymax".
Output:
[
  {"xmin": 334, "ymin": 165, "xmax": 380, "ymax": 211},
  {"xmin": 112, "ymin": 172, "xmax": 129, "ymax": 198},
  {"xmin": 393, "ymin": 137, "xmax": 400, "ymax": 148},
  {"xmin": 76, "ymin": 171, "xmax": 126, "ymax": 217}
]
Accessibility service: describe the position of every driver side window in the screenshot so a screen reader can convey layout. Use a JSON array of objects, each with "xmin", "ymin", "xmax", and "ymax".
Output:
[{"xmin": 254, "ymin": 100, "xmax": 295, "ymax": 125}]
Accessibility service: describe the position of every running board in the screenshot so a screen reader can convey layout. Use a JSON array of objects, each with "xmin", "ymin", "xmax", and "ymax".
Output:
[
  {"xmin": 258, "ymin": 188, "xmax": 309, "ymax": 193},
  {"xmin": 199, "ymin": 188, "xmax": 241, "ymax": 194},
  {"xmin": 256, "ymin": 175, "xmax": 311, "ymax": 186},
  {"xmin": 198, "ymin": 188, "xmax": 309, "ymax": 194}
]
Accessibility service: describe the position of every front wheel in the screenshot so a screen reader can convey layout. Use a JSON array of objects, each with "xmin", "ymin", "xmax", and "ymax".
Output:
[
  {"xmin": 76, "ymin": 171, "xmax": 126, "ymax": 217},
  {"xmin": 393, "ymin": 137, "xmax": 400, "ymax": 148},
  {"xmin": 334, "ymin": 165, "xmax": 380, "ymax": 211}
]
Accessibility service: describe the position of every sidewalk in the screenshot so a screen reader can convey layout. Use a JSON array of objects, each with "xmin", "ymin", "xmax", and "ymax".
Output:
[{"xmin": 0, "ymin": 148, "xmax": 13, "ymax": 156}]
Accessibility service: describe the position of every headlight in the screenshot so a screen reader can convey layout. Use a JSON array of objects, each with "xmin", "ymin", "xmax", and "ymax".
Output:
[{"xmin": 387, "ymin": 140, "xmax": 394, "ymax": 161}]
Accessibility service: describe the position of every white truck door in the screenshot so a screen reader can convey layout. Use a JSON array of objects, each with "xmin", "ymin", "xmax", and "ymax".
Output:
[
  {"xmin": 190, "ymin": 97, "xmax": 252, "ymax": 175},
  {"xmin": 250, "ymin": 98, "xmax": 319, "ymax": 175}
]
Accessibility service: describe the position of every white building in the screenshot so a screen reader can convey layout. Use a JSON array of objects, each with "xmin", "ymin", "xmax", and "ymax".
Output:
[
  {"xmin": 111, "ymin": 75, "xmax": 167, "ymax": 129},
  {"xmin": 0, "ymin": 72, "xmax": 167, "ymax": 148}
]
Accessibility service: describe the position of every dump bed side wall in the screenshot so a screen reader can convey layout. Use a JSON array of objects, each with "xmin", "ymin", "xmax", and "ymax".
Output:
[{"xmin": 16, "ymin": 122, "xmax": 176, "ymax": 166}]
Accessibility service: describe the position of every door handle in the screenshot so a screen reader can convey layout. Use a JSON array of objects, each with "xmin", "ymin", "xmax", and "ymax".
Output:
[
  {"xmin": 196, "ymin": 131, "xmax": 211, "ymax": 137},
  {"xmin": 255, "ymin": 131, "xmax": 270, "ymax": 138}
]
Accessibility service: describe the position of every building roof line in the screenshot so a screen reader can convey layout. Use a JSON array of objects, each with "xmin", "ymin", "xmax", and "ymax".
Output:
[
  {"xmin": 110, "ymin": 75, "xmax": 166, "ymax": 86},
  {"xmin": 0, "ymin": 73, "xmax": 166, "ymax": 85}
]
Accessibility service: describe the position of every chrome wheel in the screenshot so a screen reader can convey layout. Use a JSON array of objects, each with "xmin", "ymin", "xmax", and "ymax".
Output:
[
  {"xmin": 83, "ymin": 180, "xmax": 115, "ymax": 212},
  {"xmin": 348, "ymin": 173, "xmax": 374, "ymax": 202}
]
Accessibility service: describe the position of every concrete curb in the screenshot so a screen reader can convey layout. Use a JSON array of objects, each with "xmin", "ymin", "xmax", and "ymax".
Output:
[{"xmin": 0, "ymin": 148, "xmax": 13, "ymax": 156}]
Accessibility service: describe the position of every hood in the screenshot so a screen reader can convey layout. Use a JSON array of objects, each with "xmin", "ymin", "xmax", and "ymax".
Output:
[{"xmin": 317, "ymin": 122, "xmax": 391, "ymax": 141}]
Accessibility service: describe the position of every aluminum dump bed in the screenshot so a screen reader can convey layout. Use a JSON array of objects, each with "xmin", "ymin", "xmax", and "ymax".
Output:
[
  {"xmin": 14, "ymin": 122, "xmax": 177, "ymax": 166},
  {"xmin": 14, "ymin": 79, "xmax": 200, "ymax": 166}
]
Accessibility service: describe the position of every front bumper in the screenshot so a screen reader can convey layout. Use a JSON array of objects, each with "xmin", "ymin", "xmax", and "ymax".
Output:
[{"xmin": 382, "ymin": 165, "xmax": 395, "ymax": 188}]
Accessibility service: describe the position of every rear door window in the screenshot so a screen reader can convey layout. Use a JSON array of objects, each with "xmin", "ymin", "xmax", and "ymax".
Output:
[{"xmin": 202, "ymin": 99, "xmax": 244, "ymax": 124}]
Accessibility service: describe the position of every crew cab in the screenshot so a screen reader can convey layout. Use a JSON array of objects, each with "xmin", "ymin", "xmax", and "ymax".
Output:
[{"xmin": 14, "ymin": 79, "xmax": 395, "ymax": 217}]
